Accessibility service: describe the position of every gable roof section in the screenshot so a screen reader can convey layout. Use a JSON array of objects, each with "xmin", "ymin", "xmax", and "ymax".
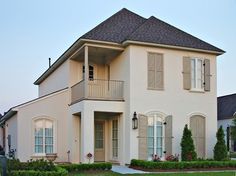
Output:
[
  {"xmin": 34, "ymin": 8, "xmax": 224, "ymax": 85},
  {"xmin": 218, "ymin": 93, "xmax": 236, "ymax": 120}
]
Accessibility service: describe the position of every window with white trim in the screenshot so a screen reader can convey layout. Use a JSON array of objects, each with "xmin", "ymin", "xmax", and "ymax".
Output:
[
  {"xmin": 191, "ymin": 58, "xmax": 204, "ymax": 90},
  {"xmin": 147, "ymin": 114, "xmax": 164, "ymax": 160},
  {"xmin": 112, "ymin": 119, "xmax": 118, "ymax": 158},
  {"xmin": 34, "ymin": 119, "xmax": 53, "ymax": 154}
]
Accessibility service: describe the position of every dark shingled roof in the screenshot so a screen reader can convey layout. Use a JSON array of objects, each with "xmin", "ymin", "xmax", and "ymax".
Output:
[
  {"xmin": 81, "ymin": 8, "xmax": 224, "ymax": 53},
  {"xmin": 82, "ymin": 8, "xmax": 146, "ymax": 43},
  {"xmin": 218, "ymin": 93, "xmax": 236, "ymax": 120}
]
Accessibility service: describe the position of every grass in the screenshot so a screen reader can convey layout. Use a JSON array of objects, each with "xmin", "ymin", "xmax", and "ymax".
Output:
[{"xmin": 69, "ymin": 171, "xmax": 236, "ymax": 176}]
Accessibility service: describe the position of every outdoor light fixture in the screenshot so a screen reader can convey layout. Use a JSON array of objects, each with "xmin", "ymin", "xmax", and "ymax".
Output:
[{"xmin": 132, "ymin": 111, "xmax": 138, "ymax": 129}]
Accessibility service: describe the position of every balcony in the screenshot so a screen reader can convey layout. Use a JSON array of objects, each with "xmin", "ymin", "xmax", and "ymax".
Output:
[{"xmin": 71, "ymin": 79, "xmax": 124, "ymax": 103}]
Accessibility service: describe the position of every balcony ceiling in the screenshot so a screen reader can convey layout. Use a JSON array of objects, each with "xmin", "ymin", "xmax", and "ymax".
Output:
[{"xmin": 71, "ymin": 46, "xmax": 123, "ymax": 64}]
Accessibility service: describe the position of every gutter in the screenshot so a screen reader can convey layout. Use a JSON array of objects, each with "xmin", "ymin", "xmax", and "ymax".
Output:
[
  {"xmin": 0, "ymin": 109, "xmax": 17, "ymax": 126},
  {"xmin": 122, "ymin": 40, "xmax": 225, "ymax": 56}
]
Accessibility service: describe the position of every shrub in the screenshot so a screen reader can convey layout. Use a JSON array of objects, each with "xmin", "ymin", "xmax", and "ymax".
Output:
[
  {"xmin": 10, "ymin": 166, "xmax": 68, "ymax": 176},
  {"xmin": 165, "ymin": 154, "xmax": 179, "ymax": 162},
  {"xmin": 180, "ymin": 124, "xmax": 197, "ymax": 161},
  {"xmin": 7, "ymin": 159, "xmax": 56, "ymax": 172},
  {"xmin": 214, "ymin": 126, "xmax": 228, "ymax": 161},
  {"xmin": 59, "ymin": 162, "xmax": 112, "ymax": 172},
  {"xmin": 130, "ymin": 159, "xmax": 236, "ymax": 170}
]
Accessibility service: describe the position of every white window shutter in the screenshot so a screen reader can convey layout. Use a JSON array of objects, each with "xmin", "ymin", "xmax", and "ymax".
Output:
[
  {"xmin": 204, "ymin": 59, "xmax": 211, "ymax": 91},
  {"xmin": 164, "ymin": 115, "xmax": 172, "ymax": 156},
  {"xmin": 138, "ymin": 114, "xmax": 148, "ymax": 160},
  {"xmin": 183, "ymin": 57, "xmax": 191, "ymax": 90}
]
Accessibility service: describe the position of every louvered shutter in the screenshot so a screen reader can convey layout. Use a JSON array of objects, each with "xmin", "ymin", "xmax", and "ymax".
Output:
[
  {"xmin": 183, "ymin": 57, "xmax": 191, "ymax": 90},
  {"xmin": 165, "ymin": 115, "xmax": 172, "ymax": 156},
  {"xmin": 138, "ymin": 114, "xmax": 148, "ymax": 160},
  {"xmin": 204, "ymin": 59, "xmax": 211, "ymax": 91},
  {"xmin": 148, "ymin": 53, "xmax": 155, "ymax": 88},
  {"xmin": 155, "ymin": 54, "xmax": 164, "ymax": 89}
]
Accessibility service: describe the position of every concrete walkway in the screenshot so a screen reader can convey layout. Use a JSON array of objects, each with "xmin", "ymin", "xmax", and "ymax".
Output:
[{"xmin": 112, "ymin": 165, "xmax": 149, "ymax": 174}]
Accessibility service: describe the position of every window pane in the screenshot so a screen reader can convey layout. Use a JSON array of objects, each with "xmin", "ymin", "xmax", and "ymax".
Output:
[
  {"xmin": 35, "ymin": 137, "xmax": 43, "ymax": 145},
  {"xmin": 148, "ymin": 126, "xmax": 154, "ymax": 137},
  {"xmin": 148, "ymin": 148, "xmax": 154, "ymax": 158},
  {"xmin": 156, "ymin": 126, "xmax": 162, "ymax": 137},
  {"xmin": 45, "ymin": 145, "xmax": 53, "ymax": 153},
  {"xmin": 191, "ymin": 59, "xmax": 196, "ymax": 88},
  {"xmin": 147, "ymin": 137, "xmax": 154, "ymax": 147},
  {"xmin": 156, "ymin": 148, "xmax": 162, "ymax": 157},
  {"xmin": 197, "ymin": 59, "xmax": 203, "ymax": 89},
  {"xmin": 35, "ymin": 145, "xmax": 43, "ymax": 153},
  {"xmin": 112, "ymin": 120, "xmax": 118, "ymax": 158},
  {"xmin": 45, "ymin": 137, "xmax": 53, "ymax": 145},
  {"xmin": 156, "ymin": 137, "xmax": 162, "ymax": 147}
]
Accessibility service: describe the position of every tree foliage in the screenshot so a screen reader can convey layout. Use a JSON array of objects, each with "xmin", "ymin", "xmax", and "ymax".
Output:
[
  {"xmin": 214, "ymin": 126, "xmax": 228, "ymax": 161},
  {"xmin": 180, "ymin": 124, "xmax": 197, "ymax": 161}
]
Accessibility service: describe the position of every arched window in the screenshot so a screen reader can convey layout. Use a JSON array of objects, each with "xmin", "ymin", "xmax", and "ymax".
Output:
[
  {"xmin": 147, "ymin": 113, "xmax": 164, "ymax": 160},
  {"xmin": 34, "ymin": 119, "xmax": 54, "ymax": 154}
]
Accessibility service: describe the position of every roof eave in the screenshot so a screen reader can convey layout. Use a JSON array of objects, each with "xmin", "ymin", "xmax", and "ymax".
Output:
[
  {"xmin": 34, "ymin": 39, "xmax": 123, "ymax": 85},
  {"xmin": 0, "ymin": 109, "xmax": 17, "ymax": 126},
  {"xmin": 123, "ymin": 40, "xmax": 225, "ymax": 56}
]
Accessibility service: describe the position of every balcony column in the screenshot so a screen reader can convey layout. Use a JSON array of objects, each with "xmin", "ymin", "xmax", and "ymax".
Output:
[{"xmin": 84, "ymin": 45, "xmax": 88, "ymax": 98}]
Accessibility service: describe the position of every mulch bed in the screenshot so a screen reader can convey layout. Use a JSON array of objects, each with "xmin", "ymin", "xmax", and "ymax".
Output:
[{"xmin": 130, "ymin": 166, "xmax": 236, "ymax": 172}]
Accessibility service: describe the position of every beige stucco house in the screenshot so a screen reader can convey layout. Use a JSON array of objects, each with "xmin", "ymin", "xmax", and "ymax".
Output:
[{"xmin": 0, "ymin": 8, "xmax": 224, "ymax": 165}]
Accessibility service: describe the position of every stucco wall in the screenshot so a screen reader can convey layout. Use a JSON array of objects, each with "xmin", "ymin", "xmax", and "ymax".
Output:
[
  {"xmin": 110, "ymin": 47, "xmax": 131, "ymax": 163},
  {"xmin": 5, "ymin": 114, "xmax": 18, "ymax": 157},
  {"xmin": 39, "ymin": 60, "xmax": 70, "ymax": 97},
  {"xmin": 128, "ymin": 45, "xmax": 218, "ymax": 161},
  {"xmin": 16, "ymin": 89, "xmax": 69, "ymax": 162}
]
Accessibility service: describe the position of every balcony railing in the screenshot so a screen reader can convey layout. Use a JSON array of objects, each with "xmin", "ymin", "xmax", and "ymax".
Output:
[{"xmin": 71, "ymin": 79, "xmax": 124, "ymax": 103}]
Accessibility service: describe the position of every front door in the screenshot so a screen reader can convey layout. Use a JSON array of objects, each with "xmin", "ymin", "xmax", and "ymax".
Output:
[{"xmin": 94, "ymin": 121, "xmax": 105, "ymax": 162}]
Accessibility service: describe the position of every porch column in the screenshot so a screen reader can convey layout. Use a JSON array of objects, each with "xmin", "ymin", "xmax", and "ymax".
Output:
[
  {"xmin": 84, "ymin": 46, "xmax": 88, "ymax": 98},
  {"xmin": 80, "ymin": 107, "xmax": 94, "ymax": 163}
]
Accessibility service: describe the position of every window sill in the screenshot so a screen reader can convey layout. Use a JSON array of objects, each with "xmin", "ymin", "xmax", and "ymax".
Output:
[
  {"xmin": 31, "ymin": 154, "xmax": 46, "ymax": 158},
  {"xmin": 189, "ymin": 89, "xmax": 205, "ymax": 93},
  {"xmin": 147, "ymin": 87, "xmax": 164, "ymax": 91}
]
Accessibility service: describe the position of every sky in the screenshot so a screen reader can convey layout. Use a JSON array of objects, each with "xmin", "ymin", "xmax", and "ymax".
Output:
[{"xmin": 0, "ymin": 0, "xmax": 236, "ymax": 114}]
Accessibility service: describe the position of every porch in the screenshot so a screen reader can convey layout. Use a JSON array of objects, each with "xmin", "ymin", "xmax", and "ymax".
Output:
[{"xmin": 69, "ymin": 100, "xmax": 125, "ymax": 164}]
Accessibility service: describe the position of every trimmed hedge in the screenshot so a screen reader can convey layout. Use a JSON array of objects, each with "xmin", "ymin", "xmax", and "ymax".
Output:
[
  {"xmin": 59, "ymin": 162, "xmax": 112, "ymax": 172},
  {"xmin": 10, "ymin": 167, "xmax": 68, "ymax": 176},
  {"xmin": 130, "ymin": 159, "xmax": 236, "ymax": 170},
  {"xmin": 7, "ymin": 159, "xmax": 56, "ymax": 171}
]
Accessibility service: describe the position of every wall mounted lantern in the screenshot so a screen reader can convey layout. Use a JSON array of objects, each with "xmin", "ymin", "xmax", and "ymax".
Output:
[{"xmin": 132, "ymin": 111, "xmax": 138, "ymax": 129}]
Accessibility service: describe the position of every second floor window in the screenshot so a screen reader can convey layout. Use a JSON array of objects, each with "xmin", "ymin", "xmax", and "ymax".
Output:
[
  {"xmin": 191, "ymin": 58, "xmax": 204, "ymax": 90},
  {"xmin": 83, "ymin": 65, "xmax": 94, "ymax": 80}
]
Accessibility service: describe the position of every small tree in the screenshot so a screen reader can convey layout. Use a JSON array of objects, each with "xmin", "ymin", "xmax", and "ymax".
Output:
[
  {"xmin": 214, "ymin": 126, "xmax": 228, "ymax": 161},
  {"xmin": 180, "ymin": 124, "xmax": 197, "ymax": 161},
  {"xmin": 230, "ymin": 115, "xmax": 236, "ymax": 141}
]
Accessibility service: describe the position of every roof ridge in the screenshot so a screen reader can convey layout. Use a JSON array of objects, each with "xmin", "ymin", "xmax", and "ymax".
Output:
[
  {"xmin": 81, "ymin": 8, "xmax": 146, "ymax": 41},
  {"xmin": 122, "ymin": 16, "xmax": 150, "ymax": 42}
]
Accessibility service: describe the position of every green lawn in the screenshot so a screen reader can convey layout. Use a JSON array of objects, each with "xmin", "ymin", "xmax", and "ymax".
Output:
[{"xmin": 69, "ymin": 171, "xmax": 236, "ymax": 176}]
